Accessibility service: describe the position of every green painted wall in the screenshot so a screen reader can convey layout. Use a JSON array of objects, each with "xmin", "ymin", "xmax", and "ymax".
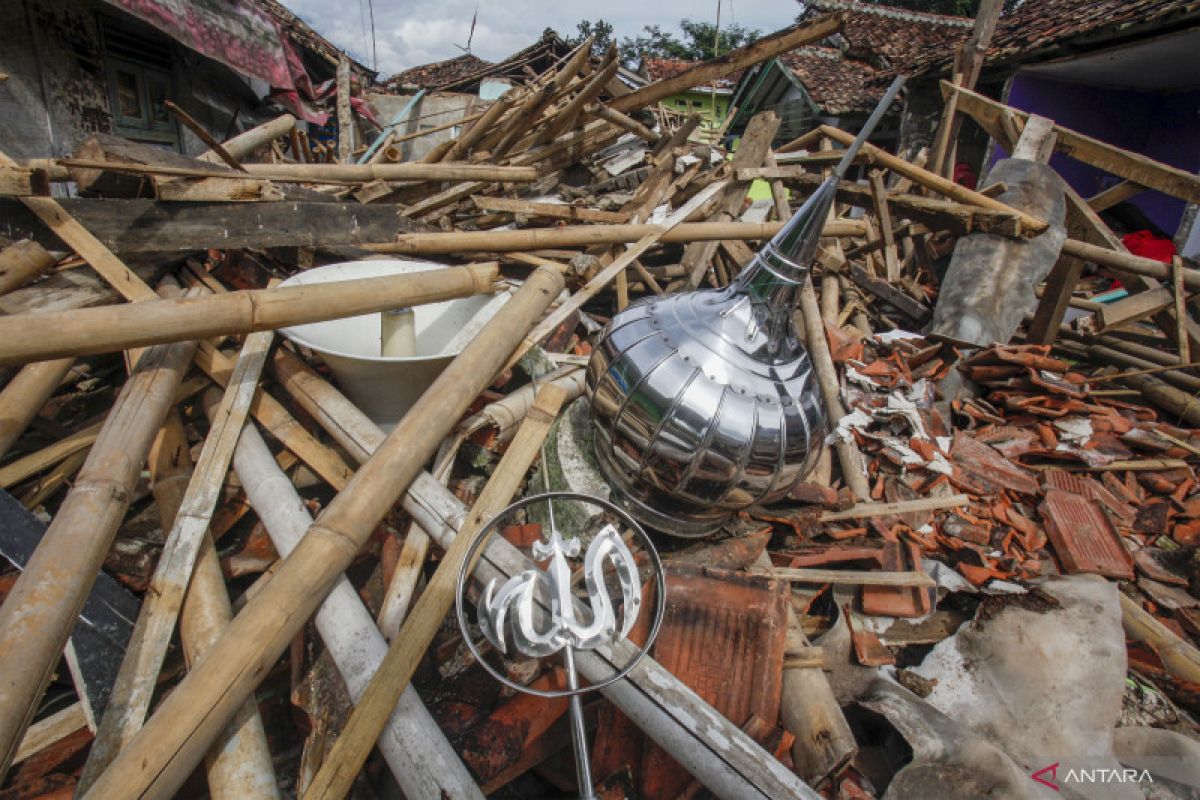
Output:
[{"xmin": 662, "ymin": 89, "xmax": 731, "ymax": 130}]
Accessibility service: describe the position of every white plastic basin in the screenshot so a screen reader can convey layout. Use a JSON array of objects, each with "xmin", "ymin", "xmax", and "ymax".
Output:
[{"xmin": 278, "ymin": 259, "xmax": 512, "ymax": 431}]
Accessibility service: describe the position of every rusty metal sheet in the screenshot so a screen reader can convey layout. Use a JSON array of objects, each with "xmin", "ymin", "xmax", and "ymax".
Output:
[
  {"xmin": 1039, "ymin": 489, "xmax": 1134, "ymax": 579},
  {"xmin": 640, "ymin": 564, "xmax": 788, "ymax": 800}
]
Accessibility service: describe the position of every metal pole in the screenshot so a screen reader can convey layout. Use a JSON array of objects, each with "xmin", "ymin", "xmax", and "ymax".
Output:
[{"xmin": 562, "ymin": 646, "xmax": 597, "ymax": 800}]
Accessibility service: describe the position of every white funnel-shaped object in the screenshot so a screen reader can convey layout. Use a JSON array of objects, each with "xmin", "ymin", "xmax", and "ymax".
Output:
[{"xmin": 279, "ymin": 259, "xmax": 512, "ymax": 431}]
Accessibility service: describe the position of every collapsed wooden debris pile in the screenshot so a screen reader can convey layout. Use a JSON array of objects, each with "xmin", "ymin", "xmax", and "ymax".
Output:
[{"xmin": 0, "ymin": 12, "xmax": 1199, "ymax": 800}]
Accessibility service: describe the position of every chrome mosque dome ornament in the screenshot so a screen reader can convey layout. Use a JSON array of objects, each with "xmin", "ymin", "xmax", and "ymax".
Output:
[
  {"xmin": 455, "ymin": 491, "xmax": 666, "ymax": 800},
  {"xmin": 586, "ymin": 77, "xmax": 906, "ymax": 536}
]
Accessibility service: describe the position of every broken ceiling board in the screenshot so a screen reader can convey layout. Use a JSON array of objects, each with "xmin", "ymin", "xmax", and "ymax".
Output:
[
  {"xmin": 0, "ymin": 199, "xmax": 422, "ymax": 254},
  {"xmin": 640, "ymin": 563, "xmax": 789, "ymax": 800}
]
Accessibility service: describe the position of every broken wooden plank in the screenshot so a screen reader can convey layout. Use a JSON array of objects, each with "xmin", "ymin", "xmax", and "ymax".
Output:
[
  {"xmin": 774, "ymin": 568, "xmax": 936, "ymax": 588},
  {"xmin": 470, "ymin": 195, "xmax": 627, "ymax": 223},
  {"xmin": 0, "ymin": 199, "xmax": 423, "ymax": 254},
  {"xmin": 819, "ymin": 494, "xmax": 969, "ymax": 522}
]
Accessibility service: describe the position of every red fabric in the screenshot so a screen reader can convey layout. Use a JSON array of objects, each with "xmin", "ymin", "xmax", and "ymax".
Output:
[
  {"xmin": 953, "ymin": 162, "xmax": 978, "ymax": 190},
  {"xmin": 1122, "ymin": 230, "xmax": 1177, "ymax": 264}
]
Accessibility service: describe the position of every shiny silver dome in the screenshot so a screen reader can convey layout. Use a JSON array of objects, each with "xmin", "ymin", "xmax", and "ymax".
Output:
[
  {"xmin": 586, "ymin": 181, "xmax": 837, "ymax": 536},
  {"xmin": 585, "ymin": 77, "xmax": 905, "ymax": 536}
]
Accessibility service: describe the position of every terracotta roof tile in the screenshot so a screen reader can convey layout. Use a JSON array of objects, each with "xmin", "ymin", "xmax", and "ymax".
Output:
[
  {"xmin": 385, "ymin": 54, "xmax": 493, "ymax": 90},
  {"xmin": 780, "ymin": 46, "xmax": 882, "ymax": 115},
  {"xmin": 641, "ymin": 57, "xmax": 740, "ymax": 89},
  {"xmin": 909, "ymin": 0, "xmax": 1200, "ymax": 76}
]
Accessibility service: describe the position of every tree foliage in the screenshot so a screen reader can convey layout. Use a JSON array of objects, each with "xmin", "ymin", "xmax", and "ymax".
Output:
[{"xmin": 568, "ymin": 18, "xmax": 762, "ymax": 66}]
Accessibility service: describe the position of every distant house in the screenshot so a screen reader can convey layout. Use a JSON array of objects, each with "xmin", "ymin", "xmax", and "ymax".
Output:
[
  {"xmin": 638, "ymin": 57, "xmax": 736, "ymax": 138},
  {"xmin": 904, "ymin": 0, "xmax": 1200, "ymax": 256},
  {"xmin": 373, "ymin": 29, "xmax": 643, "ymax": 161},
  {"xmin": 0, "ymin": 0, "xmax": 374, "ymax": 162},
  {"xmin": 727, "ymin": 1, "xmax": 970, "ymax": 146}
]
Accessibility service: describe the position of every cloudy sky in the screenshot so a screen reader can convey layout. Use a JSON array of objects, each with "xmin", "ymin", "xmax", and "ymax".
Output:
[{"xmin": 283, "ymin": 0, "xmax": 803, "ymax": 77}]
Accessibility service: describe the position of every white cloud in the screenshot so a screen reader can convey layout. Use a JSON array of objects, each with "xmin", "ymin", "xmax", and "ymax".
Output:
[{"xmin": 281, "ymin": 0, "xmax": 801, "ymax": 76}]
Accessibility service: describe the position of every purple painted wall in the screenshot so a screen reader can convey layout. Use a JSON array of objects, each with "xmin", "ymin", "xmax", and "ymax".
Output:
[{"xmin": 992, "ymin": 73, "xmax": 1200, "ymax": 236}]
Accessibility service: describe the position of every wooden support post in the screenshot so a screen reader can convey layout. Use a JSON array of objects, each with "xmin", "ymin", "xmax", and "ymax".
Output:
[
  {"xmin": 78, "ymin": 332, "xmax": 273, "ymax": 788},
  {"xmin": 337, "ymin": 56, "xmax": 352, "ymax": 162},
  {"xmin": 0, "ymin": 329, "xmax": 198, "ymax": 775},
  {"xmin": 82, "ymin": 268, "xmax": 564, "ymax": 800},
  {"xmin": 303, "ymin": 383, "xmax": 568, "ymax": 800},
  {"xmin": 0, "ymin": 240, "xmax": 56, "ymax": 296},
  {"xmin": 868, "ymin": 171, "xmax": 900, "ymax": 282},
  {"xmin": 1174, "ymin": 257, "xmax": 1191, "ymax": 365}
]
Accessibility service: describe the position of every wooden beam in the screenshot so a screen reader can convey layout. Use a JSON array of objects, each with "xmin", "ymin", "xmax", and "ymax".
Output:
[
  {"xmin": 368, "ymin": 218, "xmax": 865, "ymax": 255},
  {"xmin": 1087, "ymin": 180, "xmax": 1146, "ymax": 212},
  {"xmin": 944, "ymin": 82, "xmax": 1200, "ymax": 204},
  {"xmin": 819, "ymin": 125, "xmax": 1049, "ymax": 235},
  {"xmin": 470, "ymin": 195, "xmax": 627, "ymax": 224},
  {"xmin": 0, "ymin": 199, "xmax": 422, "ymax": 254},
  {"xmin": 773, "ymin": 568, "xmax": 936, "ymax": 588},
  {"xmin": 819, "ymin": 494, "xmax": 969, "ymax": 522},
  {"xmin": 610, "ymin": 15, "xmax": 842, "ymax": 113}
]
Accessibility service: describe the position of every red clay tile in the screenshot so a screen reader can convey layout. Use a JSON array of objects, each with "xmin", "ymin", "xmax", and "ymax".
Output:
[{"xmin": 1039, "ymin": 489, "xmax": 1133, "ymax": 579}]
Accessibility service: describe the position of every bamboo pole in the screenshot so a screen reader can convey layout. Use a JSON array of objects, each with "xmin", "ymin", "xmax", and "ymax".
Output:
[
  {"xmin": 1118, "ymin": 591, "xmax": 1200, "ymax": 684},
  {"xmin": 0, "ymin": 358, "xmax": 74, "ymax": 460},
  {"xmin": 0, "ymin": 240, "xmax": 56, "ymax": 295},
  {"xmin": 270, "ymin": 335, "xmax": 821, "ymax": 800},
  {"xmin": 368, "ymin": 219, "xmax": 865, "ymax": 255},
  {"xmin": 200, "ymin": 115, "xmax": 296, "ymax": 164},
  {"xmin": 1061, "ymin": 237, "xmax": 1200, "ymax": 290},
  {"xmin": 0, "ymin": 420, "xmax": 101, "ymax": 489},
  {"xmin": 0, "ymin": 326, "xmax": 198, "ymax": 775},
  {"xmin": 82, "ymin": 267, "xmax": 564, "ymax": 800},
  {"xmin": 818, "ymin": 125, "xmax": 1048, "ymax": 235},
  {"xmin": 155, "ymin": 411, "xmax": 279, "ymax": 800},
  {"xmin": 0, "ymin": 263, "xmax": 497, "ymax": 365},
  {"xmin": 510, "ymin": 181, "xmax": 729, "ymax": 366},
  {"xmin": 303, "ymin": 383, "xmax": 568, "ymax": 799},
  {"xmin": 79, "ymin": 332, "xmax": 273, "ymax": 787},
  {"xmin": 799, "ymin": 279, "xmax": 870, "ymax": 500},
  {"xmin": 216, "ymin": 399, "xmax": 482, "ymax": 798},
  {"xmin": 445, "ymin": 94, "xmax": 515, "ymax": 161},
  {"xmin": 237, "ymin": 161, "xmax": 537, "ymax": 183}
]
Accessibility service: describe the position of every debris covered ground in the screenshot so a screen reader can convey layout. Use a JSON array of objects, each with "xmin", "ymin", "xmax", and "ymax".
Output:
[{"xmin": 1, "ymin": 4, "xmax": 1199, "ymax": 800}]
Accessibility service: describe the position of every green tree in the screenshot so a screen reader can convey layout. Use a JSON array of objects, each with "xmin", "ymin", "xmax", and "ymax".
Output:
[
  {"xmin": 567, "ymin": 19, "xmax": 616, "ymax": 57},
  {"xmin": 619, "ymin": 19, "xmax": 762, "ymax": 64}
]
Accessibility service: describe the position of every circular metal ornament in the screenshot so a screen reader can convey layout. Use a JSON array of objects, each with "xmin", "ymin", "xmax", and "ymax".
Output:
[{"xmin": 454, "ymin": 491, "xmax": 667, "ymax": 700}]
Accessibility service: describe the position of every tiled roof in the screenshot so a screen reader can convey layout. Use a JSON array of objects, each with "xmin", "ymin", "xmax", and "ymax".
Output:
[
  {"xmin": 384, "ymin": 29, "xmax": 574, "ymax": 93},
  {"xmin": 780, "ymin": 46, "xmax": 881, "ymax": 115},
  {"xmin": 805, "ymin": 0, "xmax": 972, "ymax": 70},
  {"xmin": 776, "ymin": 2, "xmax": 972, "ymax": 112},
  {"xmin": 908, "ymin": 0, "xmax": 1200, "ymax": 76},
  {"xmin": 640, "ymin": 57, "xmax": 740, "ymax": 90},
  {"xmin": 385, "ymin": 54, "xmax": 493, "ymax": 90}
]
